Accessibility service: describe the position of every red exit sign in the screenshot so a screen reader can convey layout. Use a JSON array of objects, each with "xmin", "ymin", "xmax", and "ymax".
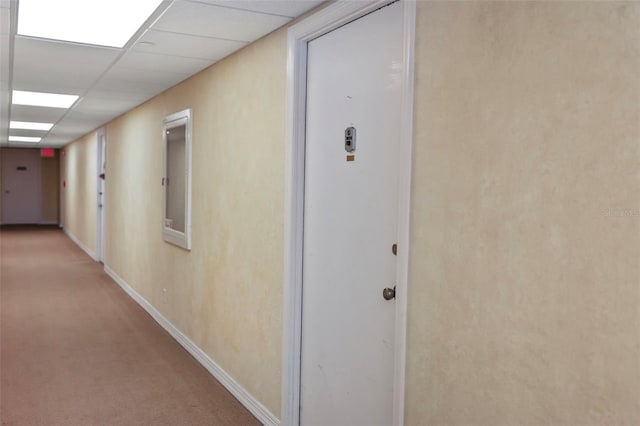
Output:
[{"xmin": 40, "ymin": 148, "xmax": 55, "ymax": 157}]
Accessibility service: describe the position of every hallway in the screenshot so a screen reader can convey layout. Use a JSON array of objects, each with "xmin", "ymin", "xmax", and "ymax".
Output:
[
  {"xmin": 1, "ymin": 1, "xmax": 639, "ymax": 424},
  {"xmin": 0, "ymin": 226, "xmax": 259, "ymax": 425}
]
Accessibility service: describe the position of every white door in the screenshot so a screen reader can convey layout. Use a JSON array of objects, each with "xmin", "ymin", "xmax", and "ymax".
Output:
[
  {"xmin": 96, "ymin": 132, "xmax": 106, "ymax": 261},
  {"xmin": 300, "ymin": 2, "xmax": 403, "ymax": 425},
  {"xmin": 1, "ymin": 148, "xmax": 41, "ymax": 224}
]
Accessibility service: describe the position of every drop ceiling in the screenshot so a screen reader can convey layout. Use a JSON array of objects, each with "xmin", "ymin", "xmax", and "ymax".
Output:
[{"xmin": 0, "ymin": 0, "xmax": 324, "ymax": 148}]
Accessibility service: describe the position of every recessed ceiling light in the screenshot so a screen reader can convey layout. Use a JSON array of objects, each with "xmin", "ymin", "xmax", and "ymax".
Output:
[
  {"xmin": 12, "ymin": 90, "xmax": 79, "ymax": 108},
  {"xmin": 9, "ymin": 136, "xmax": 42, "ymax": 143},
  {"xmin": 18, "ymin": 0, "xmax": 163, "ymax": 48},
  {"xmin": 10, "ymin": 121, "xmax": 54, "ymax": 131}
]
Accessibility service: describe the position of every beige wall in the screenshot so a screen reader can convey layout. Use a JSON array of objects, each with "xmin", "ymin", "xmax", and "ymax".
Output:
[
  {"xmin": 103, "ymin": 30, "xmax": 286, "ymax": 416},
  {"xmin": 406, "ymin": 1, "xmax": 640, "ymax": 424},
  {"xmin": 59, "ymin": 1, "xmax": 640, "ymax": 424},
  {"xmin": 61, "ymin": 134, "xmax": 97, "ymax": 252}
]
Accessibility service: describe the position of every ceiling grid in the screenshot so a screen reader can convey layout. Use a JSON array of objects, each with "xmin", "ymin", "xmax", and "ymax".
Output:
[{"xmin": 0, "ymin": 0, "xmax": 324, "ymax": 148}]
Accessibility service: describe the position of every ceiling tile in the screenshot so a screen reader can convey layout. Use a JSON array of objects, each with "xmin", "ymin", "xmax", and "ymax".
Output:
[
  {"xmin": 40, "ymin": 134, "xmax": 74, "ymax": 147},
  {"xmin": 7, "ymin": 128, "xmax": 47, "ymax": 138},
  {"xmin": 93, "ymin": 77, "xmax": 168, "ymax": 99},
  {"xmin": 118, "ymin": 50, "xmax": 215, "ymax": 75},
  {"xmin": 1, "ymin": 7, "xmax": 10, "ymax": 86},
  {"xmin": 2, "ymin": 142, "xmax": 44, "ymax": 147},
  {"xmin": 0, "ymin": 7, "xmax": 9, "ymax": 35},
  {"xmin": 9, "ymin": 104, "xmax": 68, "ymax": 123},
  {"xmin": 63, "ymin": 108, "xmax": 111, "ymax": 124},
  {"xmin": 83, "ymin": 89, "xmax": 151, "ymax": 103},
  {"xmin": 0, "ymin": 36, "xmax": 10, "ymax": 83},
  {"xmin": 0, "ymin": 1, "xmax": 12, "ymax": 144},
  {"xmin": 152, "ymin": 1, "xmax": 291, "ymax": 42},
  {"xmin": 2, "ymin": 0, "xmax": 323, "ymax": 148},
  {"xmin": 13, "ymin": 37, "xmax": 120, "ymax": 91},
  {"xmin": 73, "ymin": 95, "xmax": 146, "ymax": 117},
  {"xmin": 49, "ymin": 115, "xmax": 105, "ymax": 137},
  {"xmin": 134, "ymin": 29, "xmax": 247, "ymax": 60},
  {"xmin": 95, "ymin": 65, "xmax": 190, "ymax": 96},
  {"xmin": 10, "ymin": 82, "xmax": 85, "ymax": 96},
  {"xmin": 0, "ymin": 88, "xmax": 8, "ymax": 144},
  {"xmin": 192, "ymin": 0, "xmax": 324, "ymax": 18}
]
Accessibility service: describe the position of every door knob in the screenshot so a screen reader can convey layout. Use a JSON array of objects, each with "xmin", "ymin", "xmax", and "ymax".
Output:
[{"xmin": 382, "ymin": 286, "xmax": 396, "ymax": 300}]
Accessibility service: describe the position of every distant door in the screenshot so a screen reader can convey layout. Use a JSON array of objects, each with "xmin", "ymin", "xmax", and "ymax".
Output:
[
  {"xmin": 60, "ymin": 150, "xmax": 65, "ymax": 228},
  {"xmin": 1, "ymin": 148, "xmax": 41, "ymax": 224},
  {"xmin": 96, "ymin": 132, "xmax": 106, "ymax": 262},
  {"xmin": 300, "ymin": 2, "xmax": 403, "ymax": 425}
]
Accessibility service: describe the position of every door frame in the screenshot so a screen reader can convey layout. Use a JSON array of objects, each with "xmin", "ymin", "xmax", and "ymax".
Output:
[
  {"xmin": 96, "ymin": 128, "xmax": 106, "ymax": 262},
  {"xmin": 281, "ymin": 1, "xmax": 416, "ymax": 425}
]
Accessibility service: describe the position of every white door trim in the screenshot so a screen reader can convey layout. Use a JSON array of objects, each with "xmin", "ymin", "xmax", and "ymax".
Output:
[
  {"xmin": 96, "ymin": 128, "xmax": 106, "ymax": 262},
  {"xmin": 282, "ymin": 2, "xmax": 416, "ymax": 425}
]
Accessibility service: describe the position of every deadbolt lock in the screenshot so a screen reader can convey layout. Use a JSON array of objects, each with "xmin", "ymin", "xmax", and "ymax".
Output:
[
  {"xmin": 382, "ymin": 286, "xmax": 396, "ymax": 301},
  {"xmin": 345, "ymin": 126, "xmax": 356, "ymax": 152}
]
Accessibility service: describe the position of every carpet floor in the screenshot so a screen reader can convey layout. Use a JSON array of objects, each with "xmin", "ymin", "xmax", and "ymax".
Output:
[{"xmin": 0, "ymin": 226, "xmax": 260, "ymax": 426}]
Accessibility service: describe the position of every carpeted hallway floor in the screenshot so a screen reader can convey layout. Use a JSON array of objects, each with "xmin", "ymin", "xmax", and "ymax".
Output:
[{"xmin": 0, "ymin": 226, "xmax": 260, "ymax": 426}]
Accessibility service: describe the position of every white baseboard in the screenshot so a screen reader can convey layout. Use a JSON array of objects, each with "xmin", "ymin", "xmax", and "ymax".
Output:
[
  {"xmin": 104, "ymin": 265, "xmax": 279, "ymax": 426},
  {"xmin": 63, "ymin": 227, "xmax": 98, "ymax": 261}
]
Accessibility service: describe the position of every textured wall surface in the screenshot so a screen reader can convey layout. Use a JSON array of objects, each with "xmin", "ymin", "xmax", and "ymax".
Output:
[
  {"xmin": 406, "ymin": 1, "xmax": 640, "ymax": 424},
  {"xmin": 103, "ymin": 30, "xmax": 286, "ymax": 417},
  {"xmin": 61, "ymin": 133, "xmax": 97, "ymax": 252},
  {"xmin": 58, "ymin": 1, "xmax": 640, "ymax": 423}
]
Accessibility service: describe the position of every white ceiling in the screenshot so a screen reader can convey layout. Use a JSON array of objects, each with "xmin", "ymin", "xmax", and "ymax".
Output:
[{"xmin": 0, "ymin": 0, "xmax": 324, "ymax": 148}]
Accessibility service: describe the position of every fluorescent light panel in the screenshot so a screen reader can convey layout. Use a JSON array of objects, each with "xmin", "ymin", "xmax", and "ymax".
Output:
[
  {"xmin": 17, "ymin": 0, "xmax": 163, "ymax": 48},
  {"xmin": 12, "ymin": 90, "xmax": 78, "ymax": 108},
  {"xmin": 10, "ymin": 121, "xmax": 54, "ymax": 131},
  {"xmin": 9, "ymin": 136, "xmax": 42, "ymax": 143}
]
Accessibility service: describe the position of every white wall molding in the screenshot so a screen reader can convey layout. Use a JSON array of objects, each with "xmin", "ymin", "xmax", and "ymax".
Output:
[
  {"xmin": 103, "ymin": 265, "xmax": 279, "ymax": 426},
  {"xmin": 63, "ymin": 227, "xmax": 98, "ymax": 261}
]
